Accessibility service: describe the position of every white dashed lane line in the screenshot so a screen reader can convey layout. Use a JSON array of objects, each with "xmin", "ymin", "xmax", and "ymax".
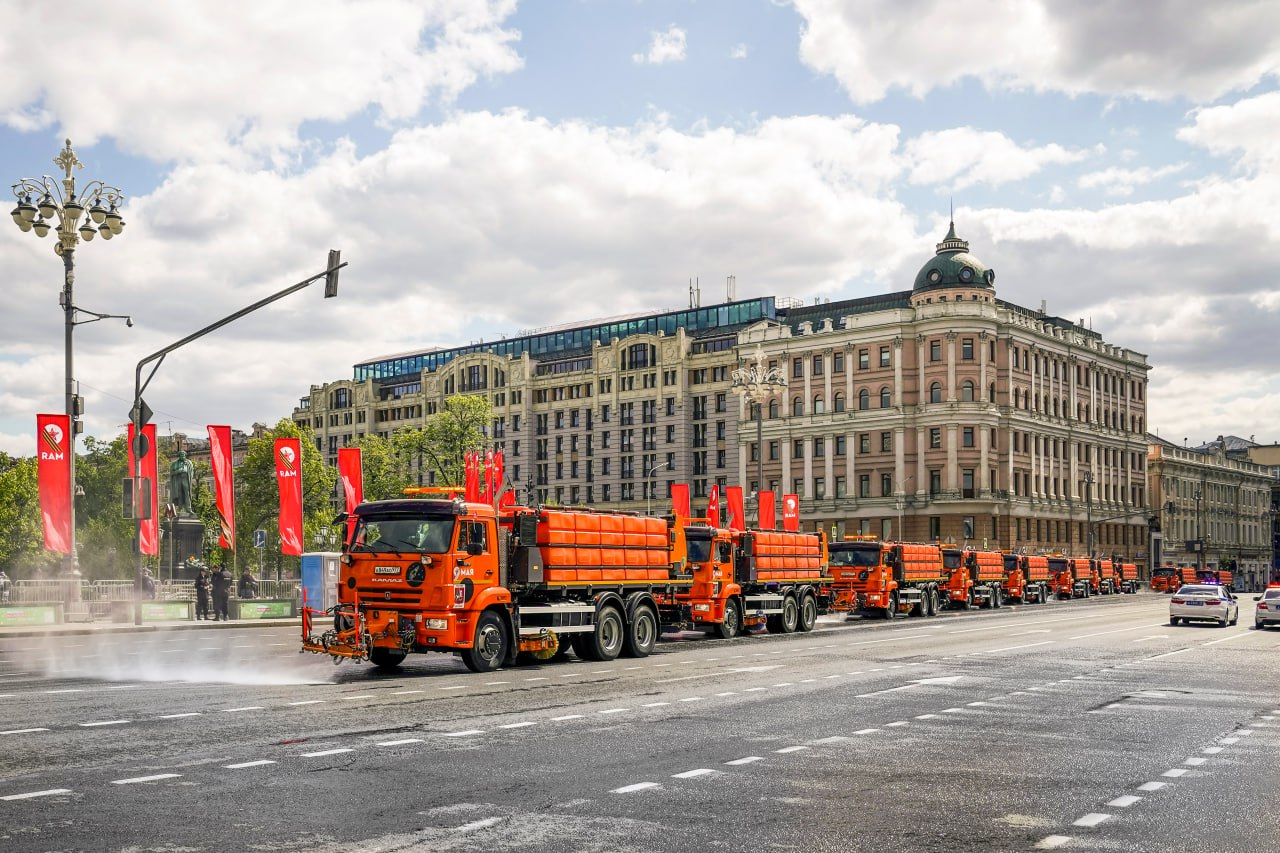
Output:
[
  {"xmin": 725, "ymin": 756, "xmax": 763, "ymax": 765},
  {"xmin": 157, "ymin": 712, "xmax": 201, "ymax": 719},
  {"xmin": 377, "ymin": 738, "xmax": 423, "ymax": 746},
  {"xmin": 611, "ymin": 782, "xmax": 660, "ymax": 794},
  {"xmin": 1107, "ymin": 795, "xmax": 1141, "ymax": 808},
  {"xmin": 2, "ymin": 727, "xmax": 49, "ymax": 734},
  {"xmin": 1073, "ymin": 813, "xmax": 1111, "ymax": 828},
  {"xmin": 301, "ymin": 748, "xmax": 353, "ymax": 758},
  {"xmin": 444, "ymin": 729, "xmax": 484, "ymax": 737},
  {"xmin": 671, "ymin": 768, "xmax": 716, "ymax": 779},
  {"xmin": 79, "ymin": 720, "xmax": 130, "ymax": 727},
  {"xmin": 111, "ymin": 773, "xmax": 180, "ymax": 785},
  {"xmin": 225, "ymin": 760, "xmax": 275, "ymax": 769},
  {"xmin": 1, "ymin": 788, "xmax": 71, "ymax": 801}
]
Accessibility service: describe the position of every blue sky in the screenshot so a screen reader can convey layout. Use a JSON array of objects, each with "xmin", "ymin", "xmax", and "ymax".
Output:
[{"xmin": 2, "ymin": 0, "xmax": 1279, "ymax": 455}]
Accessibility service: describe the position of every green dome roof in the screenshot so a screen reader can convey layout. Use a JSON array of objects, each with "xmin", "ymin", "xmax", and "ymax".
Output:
[{"xmin": 913, "ymin": 222, "xmax": 995, "ymax": 292}]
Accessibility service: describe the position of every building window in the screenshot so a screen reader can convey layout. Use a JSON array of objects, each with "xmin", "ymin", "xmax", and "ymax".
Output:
[
  {"xmin": 930, "ymin": 340, "xmax": 942, "ymax": 361},
  {"xmin": 881, "ymin": 474, "xmax": 892, "ymax": 497},
  {"xmin": 929, "ymin": 382, "xmax": 942, "ymax": 403},
  {"xmin": 859, "ymin": 433, "xmax": 871, "ymax": 454},
  {"xmin": 858, "ymin": 349, "xmax": 869, "ymax": 370},
  {"xmin": 835, "ymin": 476, "xmax": 846, "ymax": 498},
  {"xmin": 834, "ymin": 394, "xmax": 845, "ymax": 413},
  {"xmin": 814, "ymin": 437, "xmax": 825, "ymax": 458},
  {"xmin": 858, "ymin": 389, "xmax": 870, "ymax": 410},
  {"xmin": 835, "ymin": 435, "xmax": 846, "ymax": 455},
  {"xmin": 813, "ymin": 396, "xmax": 825, "ymax": 414},
  {"xmin": 963, "ymin": 427, "xmax": 974, "ymax": 448},
  {"xmin": 834, "ymin": 352, "xmax": 844, "ymax": 372},
  {"xmin": 930, "ymin": 428, "xmax": 942, "ymax": 449},
  {"xmin": 769, "ymin": 441, "xmax": 780, "ymax": 460},
  {"xmin": 880, "ymin": 387, "xmax": 891, "ymax": 408},
  {"xmin": 859, "ymin": 474, "xmax": 871, "ymax": 498},
  {"xmin": 792, "ymin": 397, "xmax": 804, "ymax": 416},
  {"xmin": 814, "ymin": 477, "xmax": 825, "ymax": 499},
  {"xmin": 793, "ymin": 358, "xmax": 803, "ymax": 378},
  {"xmin": 962, "ymin": 469, "xmax": 975, "ymax": 498},
  {"xmin": 962, "ymin": 516, "xmax": 975, "ymax": 539},
  {"xmin": 880, "ymin": 431, "xmax": 892, "ymax": 452},
  {"xmin": 929, "ymin": 470, "xmax": 941, "ymax": 495},
  {"xmin": 929, "ymin": 517, "xmax": 941, "ymax": 540},
  {"xmin": 961, "ymin": 380, "xmax": 975, "ymax": 402},
  {"xmin": 961, "ymin": 338, "xmax": 974, "ymax": 360},
  {"xmin": 812, "ymin": 355, "xmax": 824, "ymax": 376},
  {"xmin": 880, "ymin": 346, "xmax": 890, "ymax": 367},
  {"xmin": 793, "ymin": 439, "xmax": 804, "ymax": 458}
]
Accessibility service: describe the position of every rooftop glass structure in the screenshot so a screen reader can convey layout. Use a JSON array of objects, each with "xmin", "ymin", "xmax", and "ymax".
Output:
[{"xmin": 354, "ymin": 297, "xmax": 778, "ymax": 382}]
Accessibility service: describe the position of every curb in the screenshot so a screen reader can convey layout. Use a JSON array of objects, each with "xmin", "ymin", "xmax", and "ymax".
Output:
[{"xmin": 0, "ymin": 618, "xmax": 300, "ymax": 639}]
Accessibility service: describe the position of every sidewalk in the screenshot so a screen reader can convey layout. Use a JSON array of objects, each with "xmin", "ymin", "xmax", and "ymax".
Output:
[{"xmin": 0, "ymin": 616, "xmax": 300, "ymax": 639}]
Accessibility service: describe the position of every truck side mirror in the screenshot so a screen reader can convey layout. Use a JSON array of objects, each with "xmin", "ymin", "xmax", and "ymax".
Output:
[{"xmin": 466, "ymin": 542, "xmax": 484, "ymax": 556}]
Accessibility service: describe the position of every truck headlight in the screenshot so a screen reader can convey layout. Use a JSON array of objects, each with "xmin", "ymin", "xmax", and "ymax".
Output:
[{"xmin": 423, "ymin": 618, "xmax": 448, "ymax": 630}]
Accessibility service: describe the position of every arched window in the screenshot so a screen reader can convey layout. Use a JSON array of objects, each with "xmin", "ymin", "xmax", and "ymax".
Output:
[
  {"xmin": 813, "ymin": 396, "xmax": 825, "ymax": 414},
  {"xmin": 989, "ymin": 383, "xmax": 996, "ymax": 403},
  {"xmin": 792, "ymin": 397, "xmax": 804, "ymax": 417},
  {"xmin": 834, "ymin": 394, "xmax": 845, "ymax": 413},
  {"xmin": 961, "ymin": 380, "xmax": 975, "ymax": 402},
  {"xmin": 880, "ymin": 387, "xmax": 892, "ymax": 408},
  {"xmin": 769, "ymin": 400, "xmax": 780, "ymax": 419},
  {"xmin": 929, "ymin": 382, "xmax": 942, "ymax": 403},
  {"xmin": 858, "ymin": 389, "xmax": 870, "ymax": 410}
]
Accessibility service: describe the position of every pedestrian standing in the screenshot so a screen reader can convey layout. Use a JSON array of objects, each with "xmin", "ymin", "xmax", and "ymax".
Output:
[
  {"xmin": 0, "ymin": 570, "xmax": 11, "ymax": 604},
  {"xmin": 237, "ymin": 569, "xmax": 259, "ymax": 600},
  {"xmin": 195, "ymin": 567, "xmax": 212, "ymax": 620},
  {"xmin": 211, "ymin": 564, "xmax": 232, "ymax": 621}
]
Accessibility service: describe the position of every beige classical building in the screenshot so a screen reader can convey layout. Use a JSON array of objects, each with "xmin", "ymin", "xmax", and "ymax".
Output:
[
  {"xmin": 1147, "ymin": 435, "xmax": 1278, "ymax": 590},
  {"xmin": 294, "ymin": 224, "xmax": 1152, "ymax": 567}
]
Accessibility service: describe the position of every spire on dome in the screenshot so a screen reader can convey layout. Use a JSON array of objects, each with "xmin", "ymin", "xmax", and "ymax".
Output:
[{"xmin": 935, "ymin": 220, "xmax": 968, "ymax": 255}]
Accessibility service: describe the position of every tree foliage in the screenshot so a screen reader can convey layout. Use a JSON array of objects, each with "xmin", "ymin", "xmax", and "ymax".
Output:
[
  {"xmin": 350, "ymin": 434, "xmax": 411, "ymax": 501},
  {"xmin": 407, "ymin": 394, "xmax": 493, "ymax": 487},
  {"xmin": 0, "ymin": 453, "xmax": 56, "ymax": 577}
]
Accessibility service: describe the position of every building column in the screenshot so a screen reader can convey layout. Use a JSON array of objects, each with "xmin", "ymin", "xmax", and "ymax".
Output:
[
  {"xmin": 946, "ymin": 331, "xmax": 958, "ymax": 401},
  {"xmin": 803, "ymin": 436, "xmax": 814, "ymax": 499}
]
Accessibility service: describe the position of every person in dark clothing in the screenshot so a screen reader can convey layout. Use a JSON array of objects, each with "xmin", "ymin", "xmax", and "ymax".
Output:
[
  {"xmin": 194, "ymin": 567, "xmax": 212, "ymax": 620},
  {"xmin": 237, "ymin": 570, "xmax": 258, "ymax": 600},
  {"xmin": 210, "ymin": 565, "xmax": 232, "ymax": 621},
  {"xmin": 141, "ymin": 569, "xmax": 157, "ymax": 599}
]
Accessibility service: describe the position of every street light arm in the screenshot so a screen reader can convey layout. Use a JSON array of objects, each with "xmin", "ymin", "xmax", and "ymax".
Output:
[{"xmin": 71, "ymin": 306, "xmax": 133, "ymax": 327}]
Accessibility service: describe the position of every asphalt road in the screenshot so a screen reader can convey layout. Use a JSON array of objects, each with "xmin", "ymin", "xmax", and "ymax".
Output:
[{"xmin": 1, "ymin": 592, "xmax": 1277, "ymax": 852}]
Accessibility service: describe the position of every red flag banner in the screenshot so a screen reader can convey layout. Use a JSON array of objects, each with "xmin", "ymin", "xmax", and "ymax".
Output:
[
  {"xmin": 207, "ymin": 425, "xmax": 236, "ymax": 550},
  {"xmin": 337, "ymin": 447, "xmax": 363, "ymax": 546},
  {"xmin": 758, "ymin": 490, "xmax": 776, "ymax": 530},
  {"xmin": 670, "ymin": 483, "xmax": 690, "ymax": 519},
  {"xmin": 274, "ymin": 438, "xmax": 304, "ymax": 556},
  {"xmin": 726, "ymin": 486, "xmax": 745, "ymax": 531},
  {"xmin": 480, "ymin": 449, "xmax": 495, "ymax": 504},
  {"xmin": 493, "ymin": 449, "xmax": 506, "ymax": 506},
  {"xmin": 782, "ymin": 493, "xmax": 800, "ymax": 531},
  {"xmin": 127, "ymin": 422, "xmax": 159, "ymax": 555},
  {"xmin": 36, "ymin": 414, "xmax": 72, "ymax": 553},
  {"xmin": 707, "ymin": 483, "xmax": 720, "ymax": 528},
  {"xmin": 464, "ymin": 451, "xmax": 479, "ymax": 502}
]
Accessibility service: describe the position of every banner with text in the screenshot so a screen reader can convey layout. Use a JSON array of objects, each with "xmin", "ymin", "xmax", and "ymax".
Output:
[
  {"xmin": 207, "ymin": 425, "xmax": 237, "ymax": 550},
  {"xmin": 127, "ymin": 422, "xmax": 158, "ymax": 555},
  {"xmin": 782, "ymin": 493, "xmax": 800, "ymax": 531},
  {"xmin": 274, "ymin": 438, "xmax": 304, "ymax": 556},
  {"xmin": 36, "ymin": 414, "xmax": 72, "ymax": 553}
]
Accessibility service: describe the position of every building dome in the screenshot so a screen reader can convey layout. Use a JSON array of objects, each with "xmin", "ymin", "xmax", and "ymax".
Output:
[{"xmin": 913, "ymin": 222, "xmax": 995, "ymax": 293}]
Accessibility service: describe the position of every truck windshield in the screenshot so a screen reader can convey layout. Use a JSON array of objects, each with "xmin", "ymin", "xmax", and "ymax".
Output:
[
  {"xmin": 350, "ymin": 515, "xmax": 456, "ymax": 554},
  {"xmin": 828, "ymin": 547, "xmax": 881, "ymax": 568},
  {"xmin": 1153, "ymin": 568, "xmax": 1177, "ymax": 577},
  {"xmin": 942, "ymin": 552, "xmax": 963, "ymax": 570},
  {"xmin": 685, "ymin": 536, "xmax": 713, "ymax": 563}
]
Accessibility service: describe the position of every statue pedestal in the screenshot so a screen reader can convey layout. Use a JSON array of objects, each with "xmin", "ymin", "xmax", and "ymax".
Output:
[{"xmin": 161, "ymin": 516, "xmax": 207, "ymax": 579}]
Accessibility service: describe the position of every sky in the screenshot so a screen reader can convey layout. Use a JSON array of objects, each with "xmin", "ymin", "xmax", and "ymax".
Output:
[{"xmin": 2, "ymin": 0, "xmax": 1279, "ymax": 457}]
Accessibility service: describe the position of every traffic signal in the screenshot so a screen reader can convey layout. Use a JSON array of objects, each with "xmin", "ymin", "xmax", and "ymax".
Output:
[{"xmin": 324, "ymin": 249, "xmax": 341, "ymax": 298}]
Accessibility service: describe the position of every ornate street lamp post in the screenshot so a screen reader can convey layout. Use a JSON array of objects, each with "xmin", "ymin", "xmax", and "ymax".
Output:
[
  {"xmin": 731, "ymin": 344, "xmax": 787, "ymax": 526},
  {"xmin": 11, "ymin": 139, "xmax": 128, "ymax": 574}
]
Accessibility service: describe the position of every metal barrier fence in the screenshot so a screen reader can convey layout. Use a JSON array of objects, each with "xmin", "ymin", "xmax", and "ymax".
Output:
[{"xmin": 4, "ymin": 578, "xmax": 301, "ymax": 621}]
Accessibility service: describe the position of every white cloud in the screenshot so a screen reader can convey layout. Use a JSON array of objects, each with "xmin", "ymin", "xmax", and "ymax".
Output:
[
  {"xmin": 0, "ymin": 0, "xmax": 523, "ymax": 165},
  {"xmin": 791, "ymin": 0, "xmax": 1280, "ymax": 104},
  {"xmin": 1077, "ymin": 163, "xmax": 1189, "ymax": 196},
  {"xmin": 730, "ymin": 43, "xmax": 749, "ymax": 60},
  {"xmin": 633, "ymin": 25, "xmax": 688, "ymax": 65},
  {"xmin": 1178, "ymin": 90, "xmax": 1280, "ymax": 170},
  {"xmin": 903, "ymin": 128, "xmax": 1091, "ymax": 189}
]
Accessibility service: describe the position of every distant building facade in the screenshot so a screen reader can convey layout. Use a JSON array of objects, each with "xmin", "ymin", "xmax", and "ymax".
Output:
[{"xmin": 293, "ymin": 224, "xmax": 1152, "ymax": 567}]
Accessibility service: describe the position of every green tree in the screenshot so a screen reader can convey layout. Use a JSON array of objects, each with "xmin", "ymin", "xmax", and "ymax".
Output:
[
  {"xmin": 234, "ymin": 419, "xmax": 335, "ymax": 579},
  {"xmin": 75, "ymin": 435, "xmax": 138, "ymax": 579},
  {"xmin": 350, "ymin": 434, "xmax": 411, "ymax": 501},
  {"xmin": 0, "ymin": 453, "xmax": 57, "ymax": 577},
  {"xmin": 411, "ymin": 394, "xmax": 493, "ymax": 487}
]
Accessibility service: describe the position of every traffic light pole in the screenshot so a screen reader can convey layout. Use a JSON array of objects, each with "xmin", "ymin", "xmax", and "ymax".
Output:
[{"xmin": 131, "ymin": 252, "xmax": 344, "ymax": 625}]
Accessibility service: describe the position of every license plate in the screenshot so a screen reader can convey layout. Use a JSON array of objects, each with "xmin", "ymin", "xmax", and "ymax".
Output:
[{"xmin": 1186, "ymin": 601, "xmax": 1203, "ymax": 606}]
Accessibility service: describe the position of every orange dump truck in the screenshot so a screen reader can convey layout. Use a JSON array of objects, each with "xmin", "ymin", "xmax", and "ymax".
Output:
[
  {"xmin": 1114, "ymin": 561, "xmax": 1140, "ymax": 593},
  {"xmin": 1151, "ymin": 565, "xmax": 1198, "ymax": 593},
  {"xmin": 1091, "ymin": 558, "xmax": 1118, "ymax": 595},
  {"xmin": 302, "ymin": 498, "xmax": 692, "ymax": 672},
  {"xmin": 1001, "ymin": 553, "xmax": 1051, "ymax": 604},
  {"xmin": 827, "ymin": 538, "xmax": 945, "ymax": 619},
  {"xmin": 939, "ymin": 547, "xmax": 1005, "ymax": 610},
  {"xmin": 655, "ymin": 524, "xmax": 829, "ymax": 637}
]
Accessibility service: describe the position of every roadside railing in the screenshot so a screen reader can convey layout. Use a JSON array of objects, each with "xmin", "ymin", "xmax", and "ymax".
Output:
[{"xmin": 4, "ymin": 577, "xmax": 302, "ymax": 622}]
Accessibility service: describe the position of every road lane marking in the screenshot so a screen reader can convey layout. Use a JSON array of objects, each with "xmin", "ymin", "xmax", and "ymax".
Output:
[
  {"xmin": 853, "ymin": 728, "xmax": 880, "ymax": 734},
  {"xmin": 980, "ymin": 641, "xmax": 1053, "ymax": 654},
  {"xmin": 1162, "ymin": 768, "xmax": 1189, "ymax": 777},
  {"xmin": 1202, "ymin": 633, "xmax": 1248, "ymax": 646},
  {"xmin": 301, "ymin": 748, "xmax": 354, "ymax": 757},
  {"xmin": 1107, "ymin": 795, "xmax": 1141, "ymax": 807},
  {"xmin": 1035, "ymin": 836, "xmax": 1072, "ymax": 849},
  {"xmin": 455, "ymin": 817, "xmax": 503, "ymax": 832},
  {"xmin": 225, "ymin": 760, "xmax": 276, "ymax": 769},
  {"xmin": 550, "ymin": 715, "xmax": 583, "ymax": 721},
  {"xmin": 1202, "ymin": 746, "xmax": 1223, "ymax": 754},
  {"xmin": 111, "ymin": 774, "xmax": 181, "ymax": 784},
  {"xmin": 158, "ymin": 712, "xmax": 201, "ymax": 719},
  {"xmin": 444, "ymin": 730, "xmax": 483, "ymax": 737},
  {"xmin": 498, "ymin": 722, "xmax": 536, "ymax": 729},
  {"xmin": 774, "ymin": 746, "xmax": 807, "ymax": 753},
  {"xmin": 1073, "ymin": 813, "xmax": 1111, "ymax": 827},
  {"xmin": 612, "ymin": 782, "xmax": 660, "ymax": 793},
  {"xmin": 342, "ymin": 694, "xmax": 375, "ymax": 700},
  {"xmin": 599, "ymin": 708, "xmax": 629, "ymax": 715},
  {"xmin": 725, "ymin": 756, "xmax": 764, "ymax": 765},
  {"xmin": 392, "ymin": 690, "xmax": 424, "ymax": 695},
  {"xmin": 2, "ymin": 728, "xmax": 50, "ymax": 734},
  {"xmin": 288, "ymin": 700, "xmax": 324, "ymax": 706},
  {"xmin": 80, "ymin": 720, "xmax": 130, "ymax": 727},
  {"xmin": 1, "ymin": 788, "xmax": 71, "ymax": 800},
  {"xmin": 1070, "ymin": 623, "xmax": 1168, "ymax": 640},
  {"xmin": 222, "ymin": 707, "xmax": 263, "ymax": 713},
  {"xmin": 1184, "ymin": 757, "xmax": 1207, "ymax": 766},
  {"xmin": 1138, "ymin": 781, "xmax": 1167, "ymax": 791},
  {"xmin": 672, "ymin": 769, "xmax": 716, "ymax": 778},
  {"xmin": 377, "ymin": 739, "xmax": 423, "ymax": 746},
  {"xmin": 1147, "ymin": 648, "xmax": 1192, "ymax": 660}
]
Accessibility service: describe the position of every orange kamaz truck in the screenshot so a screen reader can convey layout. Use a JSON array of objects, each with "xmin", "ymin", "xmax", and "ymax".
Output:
[
  {"xmin": 1151, "ymin": 565, "xmax": 1198, "ymax": 593},
  {"xmin": 654, "ymin": 523, "xmax": 829, "ymax": 638},
  {"xmin": 1090, "ymin": 558, "xmax": 1118, "ymax": 595},
  {"xmin": 1001, "ymin": 553, "xmax": 1051, "ymax": 604},
  {"xmin": 302, "ymin": 497, "xmax": 693, "ymax": 672},
  {"xmin": 827, "ymin": 537, "xmax": 945, "ymax": 619},
  {"xmin": 939, "ymin": 547, "xmax": 1005, "ymax": 610}
]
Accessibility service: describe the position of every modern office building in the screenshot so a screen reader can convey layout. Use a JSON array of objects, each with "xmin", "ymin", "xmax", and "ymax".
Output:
[{"xmin": 294, "ymin": 223, "xmax": 1152, "ymax": 566}]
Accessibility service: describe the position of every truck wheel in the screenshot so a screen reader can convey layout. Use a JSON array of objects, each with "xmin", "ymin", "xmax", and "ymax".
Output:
[
  {"xmin": 797, "ymin": 592, "xmax": 818, "ymax": 632},
  {"xmin": 714, "ymin": 598, "xmax": 741, "ymax": 640},
  {"xmin": 369, "ymin": 648, "xmax": 406, "ymax": 671},
  {"xmin": 884, "ymin": 592, "xmax": 899, "ymax": 620},
  {"xmin": 623, "ymin": 605, "xmax": 659, "ymax": 658},
  {"xmin": 461, "ymin": 611, "xmax": 508, "ymax": 673},
  {"xmin": 583, "ymin": 606, "xmax": 625, "ymax": 661},
  {"xmin": 991, "ymin": 585, "xmax": 1002, "ymax": 609},
  {"xmin": 768, "ymin": 594, "xmax": 800, "ymax": 633},
  {"xmin": 909, "ymin": 597, "xmax": 926, "ymax": 617},
  {"xmin": 927, "ymin": 588, "xmax": 939, "ymax": 617}
]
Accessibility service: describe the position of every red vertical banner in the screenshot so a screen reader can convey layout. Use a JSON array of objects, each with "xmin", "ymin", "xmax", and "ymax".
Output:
[
  {"xmin": 337, "ymin": 446, "xmax": 363, "ymax": 546},
  {"xmin": 127, "ymin": 422, "xmax": 159, "ymax": 555},
  {"xmin": 492, "ymin": 450, "xmax": 505, "ymax": 506},
  {"xmin": 274, "ymin": 438, "xmax": 304, "ymax": 556},
  {"xmin": 758, "ymin": 490, "xmax": 776, "ymax": 530},
  {"xmin": 36, "ymin": 414, "xmax": 72, "ymax": 553},
  {"xmin": 782, "ymin": 493, "xmax": 800, "ymax": 531},
  {"xmin": 726, "ymin": 486, "xmax": 745, "ymax": 531},
  {"xmin": 707, "ymin": 483, "xmax": 720, "ymax": 528},
  {"xmin": 670, "ymin": 483, "xmax": 690, "ymax": 519},
  {"xmin": 480, "ymin": 449, "xmax": 495, "ymax": 504},
  {"xmin": 207, "ymin": 425, "xmax": 237, "ymax": 549},
  {"xmin": 464, "ymin": 451, "xmax": 479, "ymax": 502}
]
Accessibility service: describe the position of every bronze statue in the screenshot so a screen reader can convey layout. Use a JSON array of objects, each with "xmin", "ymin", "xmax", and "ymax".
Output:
[{"xmin": 169, "ymin": 450, "xmax": 195, "ymax": 516}]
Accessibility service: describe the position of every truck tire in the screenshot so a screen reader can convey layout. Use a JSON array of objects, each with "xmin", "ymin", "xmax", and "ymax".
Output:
[
  {"xmin": 582, "ymin": 606, "xmax": 625, "ymax": 661},
  {"xmin": 927, "ymin": 588, "xmax": 939, "ymax": 617},
  {"xmin": 991, "ymin": 585, "xmax": 1002, "ymax": 609},
  {"xmin": 369, "ymin": 648, "xmax": 406, "ymax": 671},
  {"xmin": 714, "ymin": 598, "xmax": 742, "ymax": 640},
  {"xmin": 767, "ymin": 593, "xmax": 800, "ymax": 633},
  {"xmin": 909, "ymin": 596, "xmax": 926, "ymax": 617},
  {"xmin": 623, "ymin": 605, "xmax": 659, "ymax": 658},
  {"xmin": 461, "ymin": 611, "xmax": 509, "ymax": 673},
  {"xmin": 883, "ymin": 591, "xmax": 899, "ymax": 620},
  {"xmin": 797, "ymin": 592, "xmax": 818, "ymax": 632}
]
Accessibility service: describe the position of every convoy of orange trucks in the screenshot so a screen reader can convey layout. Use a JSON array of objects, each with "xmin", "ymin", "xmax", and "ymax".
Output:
[{"xmin": 301, "ymin": 492, "xmax": 1150, "ymax": 672}]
